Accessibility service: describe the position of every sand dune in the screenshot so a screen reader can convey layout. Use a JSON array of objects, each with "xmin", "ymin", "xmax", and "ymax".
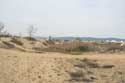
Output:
[
  {"xmin": 0, "ymin": 37, "xmax": 125, "ymax": 83},
  {"xmin": 0, "ymin": 48, "xmax": 125, "ymax": 83}
]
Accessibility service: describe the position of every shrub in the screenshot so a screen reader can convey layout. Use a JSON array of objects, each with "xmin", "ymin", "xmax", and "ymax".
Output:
[
  {"xmin": 24, "ymin": 37, "xmax": 36, "ymax": 41},
  {"xmin": 45, "ymin": 40, "xmax": 55, "ymax": 45},
  {"xmin": 71, "ymin": 45, "xmax": 89, "ymax": 52}
]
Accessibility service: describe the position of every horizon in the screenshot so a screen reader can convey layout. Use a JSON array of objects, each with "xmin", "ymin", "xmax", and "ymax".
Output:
[
  {"xmin": 35, "ymin": 36, "xmax": 125, "ymax": 40},
  {"xmin": 0, "ymin": 0, "xmax": 125, "ymax": 38}
]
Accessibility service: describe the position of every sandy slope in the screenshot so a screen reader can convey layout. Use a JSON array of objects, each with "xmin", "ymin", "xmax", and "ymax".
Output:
[{"xmin": 0, "ymin": 48, "xmax": 125, "ymax": 83}]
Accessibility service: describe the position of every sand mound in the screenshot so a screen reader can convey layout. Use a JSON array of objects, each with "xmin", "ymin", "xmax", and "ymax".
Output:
[{"xmin": 0, "ymin": 37, "xmax": 49, "ymax": 52}]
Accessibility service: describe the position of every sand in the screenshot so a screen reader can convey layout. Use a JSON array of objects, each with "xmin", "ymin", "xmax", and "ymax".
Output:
[{"xmin": 0, "ymin": 48, "xmax": 125, "ymax": 83}]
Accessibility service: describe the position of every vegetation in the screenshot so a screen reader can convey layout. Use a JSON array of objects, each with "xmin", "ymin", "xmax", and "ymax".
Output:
[
  {"xmin": 0, "ymin": 22, "xmax": 124, "ymax": 54},
  {"xmin": 27, "ymin": 25, "xmax": 37, "ymax": 40},
  {"xmin": 10, "ymin": 38, "xmax": 23, "ymax": 46},
  {"xmin": 41, "ymin": 40, "xmax": 125, "ymax": 54}
]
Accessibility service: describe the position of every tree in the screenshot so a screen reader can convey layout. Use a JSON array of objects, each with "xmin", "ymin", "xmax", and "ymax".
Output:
[
  {"xmin": 27, "ymin": 25, "xmax": 37, "ymax": 38},
  {"xmin": 75, "ymin": 37, "xmax": 81, "ymax": 41},
  {"xmin": 49, "ymin": 35, "xmax": 52, "ymax": 41},
  {"xmin": 0, "ymin": 22, "xmax": 5, "ymax": 40},
  {"xmin": 0, "ymin": 22, "xmax": 4, "ymax": 35}
]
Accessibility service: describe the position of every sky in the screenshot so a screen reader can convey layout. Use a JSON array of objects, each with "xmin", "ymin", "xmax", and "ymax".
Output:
[{"xmin": 0, "ymin": 0, "xmax": 125, "ymax": 38}]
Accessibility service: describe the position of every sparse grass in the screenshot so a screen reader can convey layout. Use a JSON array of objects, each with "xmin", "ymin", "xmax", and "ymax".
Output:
[
  {"xmin": 42, "ymin": 40, "xmax": 125, "ymax": 54},
  {"xmin": 0, "ymin": 46, "xmax": 124, "ymax": 83},
  {"xmin": 0, "ymin": 37, "xmax": 125, "ymax": 54},
  {"xmin": 71, "ymin": 45, "xmax": 89, "ymax": 52},
  {"xmin": 2, "ymin": 41, "xmax": 15, "ymax": 48},
  {"xmin": 42, "ymin": 42, "xmax": 48, "ymax": 46},
  {"xmin": 11, "ymin": 38, "xmax": 23, "ymax": 46},
  {"xmin": 68, "ymin": 52, "xmax": 83, "ymax": 55},
  {"xmin": 69, "ymin": 69, "xmax": 84, "ymax": 78},
  {"xmin": 68, "ymin": 58, "xmax": 98, "ymax": 82},
  {"xmin": 111, "ymin": 71, "xmax": 125, "ymax": 83},
  {"xmin": 68, "ymin": 58, "xmax": 120, "ymax": 83}
]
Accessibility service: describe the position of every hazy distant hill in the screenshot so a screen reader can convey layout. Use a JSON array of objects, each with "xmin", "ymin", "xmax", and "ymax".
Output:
[
  {"xmin": 53, "ymin": 37, "xmax": 125, "ymax": 41},
  {"xmin": 36, "ymin": 36, "xmax": 125, "ymax": 41}
]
